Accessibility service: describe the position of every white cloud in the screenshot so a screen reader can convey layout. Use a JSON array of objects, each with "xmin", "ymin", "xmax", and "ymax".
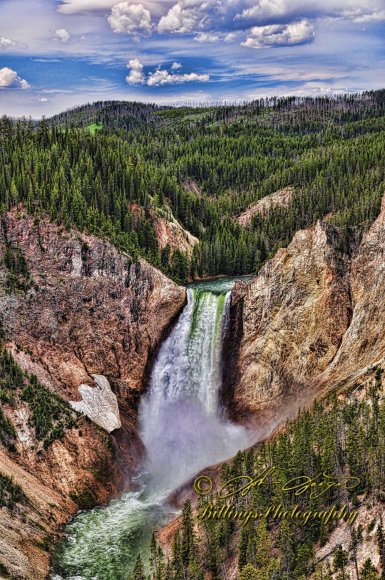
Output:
[
  {"xmin": 224, "ymin": 32, "xmax": 237, "ymax": 42},
  {"xmin": 0, "ymin": 36, "xmax": 27, "ymax": 50},
  {"xmin": 126, "ymin": 58, "xmax": 145, "ymax": 84},
  {"xmin": 194, "ymin": 32, "xmax": 220, "ymax": 42},
  {"xmin": 242, "ymin": 19, "xmax": 315, "ymax": 49},
  {"xmin": 238, "ymin": 0, "xmax": 385, "ymax": 27},
  {"xmin": 236, "ymin": 1, "xmax": 302, "ymax": 24},
  {"xmin": 0, "ymin": 36, "xmax": 17, "ymax": 49},
  {"xmin": 350, "ymin": 9, "xmax": 385, "ymax": 22},
  {"xmin": 55, "ymin": 28, "xmax": 71, "ymax": 43},
  {"xmin": 158, "ymin": 0, "xmax": 385, "ymax": 37},
  {"xmin": 126, "ymin": 59, "xmax": 209, "ymax": 86},
  {"xmin": 108, "ymin": 2, "xmax": 153, "ymax": 36},
  {"xmin": 147, "ymin": 69, "xmax": 209, "ymax": 85},
  {"xmin": 158, "ymin": 2, "xmax": 203, "ymax": 34},
  {"xmin": 57, "ymin": 0, "xmax": 175, "ymax": 17},
  {"xmin": 0, "ymin": 67, "xmax": 30, "ymax": 89},
  {"xmin": 58, "ymin": 0, "xmax": 118, "ymax": 13}
]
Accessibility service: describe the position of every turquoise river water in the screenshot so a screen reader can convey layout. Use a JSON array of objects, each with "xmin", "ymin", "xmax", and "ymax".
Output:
[{"xmin": 51, "ymin": 277, "xmax": 253, "ymax": 580}]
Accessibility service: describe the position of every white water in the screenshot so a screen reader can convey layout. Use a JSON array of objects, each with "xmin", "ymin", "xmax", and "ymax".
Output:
[
  {"xmin": 140, "ymin": 288, "xmax": 249, "ymax": 492},
  {"xmin": 52, "ymin": 281, "xmax": 251, "ymax": 580}
]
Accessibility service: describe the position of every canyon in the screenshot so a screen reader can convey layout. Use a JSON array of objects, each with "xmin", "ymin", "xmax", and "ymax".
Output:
[
  {"xmin": 0, "ymin": 208, "xmax": 185, "ymax": 579},
  {"xmin": 225, "ymin": 194, "xmax": 385, "ymax": 427},
  {"xmin": 2, "ymin": 191, "xmax": 385, "ymax": 577}
]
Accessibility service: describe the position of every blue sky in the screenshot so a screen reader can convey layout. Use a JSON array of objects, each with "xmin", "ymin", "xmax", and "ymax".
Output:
[{"xmin": 0, "ymin": 0, "xmax": 385, "ymax": 117}]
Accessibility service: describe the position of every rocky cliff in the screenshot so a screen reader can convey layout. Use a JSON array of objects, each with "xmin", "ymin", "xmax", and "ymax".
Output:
[
  {"xmin": 0, "ymin": 208, "xmax": 186, "ymax": 579},
  {"xmin": 226, "ymin": 194, "xmax": 385, "ymax": 424},
  {"xmin": 236, "ymin": 186, "xmax": 295, "ymax": 227},
  {"xmin": 151, "ymin": 209, "xmax": 199, "ymax": 258},
  {"xmin": 129, "ymin": 203, "xmax": 199, "ymax": 258}
]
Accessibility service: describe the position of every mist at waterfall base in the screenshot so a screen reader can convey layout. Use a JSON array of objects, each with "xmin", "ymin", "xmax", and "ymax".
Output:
[
  {"xmin": 52, "ymin": 278, "xmax": 252, "ymax": 580},
  {"xmin": 141, "ymin": 398, "xmax": 249, "ymax": 492}
]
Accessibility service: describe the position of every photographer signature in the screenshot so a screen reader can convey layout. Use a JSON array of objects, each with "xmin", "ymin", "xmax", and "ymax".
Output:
[{"xmin": 195, "ymin": 467, "xmax": 360, "ymax": 500}]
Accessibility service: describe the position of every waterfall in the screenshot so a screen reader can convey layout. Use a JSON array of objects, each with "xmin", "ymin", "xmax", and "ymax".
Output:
[
  {"xmin": 140, "ymin": 288, "xmax": 249, "ymax": 491},
  {"xmin": 52, "ymin": 281, "xmax": 251, "ymax": 580}
]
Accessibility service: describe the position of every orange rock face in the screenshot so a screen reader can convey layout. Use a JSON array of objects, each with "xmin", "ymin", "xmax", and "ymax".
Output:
[
  {"xmin": 227, "ymin": 197, "xmax": 385, "ymax": 424},
  {"xmin": 151, "ymin": 209, "xmax": 199, "ymax": 257},
  {"xmin": 1, "ymin": 209, "xmax": 186, "ymax": 397},
  {"xmin": 0, "ymin": 209, "xmax": 186, "ymax": 579},
  {"xmin": 236, "ymin": 187, "xmax": 295, "ymax": 227}
]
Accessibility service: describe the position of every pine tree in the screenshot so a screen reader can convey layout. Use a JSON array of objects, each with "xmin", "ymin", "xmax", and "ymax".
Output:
[
  {"xmin": 377, "ymin": 524, "xmax": 385, "ymax": 580},
  {"xmin": 333, "ymin": 545, "xmax": 349, "ymax": 579},
  {"xmin": 361, "ymin": 559, "xmax": 380, "ymax": 580},
  {"xmin": 132, "ymin": 553, "xmax": 146, "ymax": 580},
  {"xmin": 181, "ymin": 500, "xmax": 195, "ymax": 569},
  {"xmin": 239, "ymin": 563, "xmax": 259, "ymax": 580},
  {"xmin": 255, "ymin": 518, "xmax": 270, "ymax": 570},
  {"xmin": 171, "ymin": 531, "xmax": 183, "ymax": 579},
  {"xmin": 238, "ymin": 526, "xmax": 249, "ymax": 570}
]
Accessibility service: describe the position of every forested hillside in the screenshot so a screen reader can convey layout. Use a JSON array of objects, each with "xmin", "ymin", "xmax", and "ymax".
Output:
[
  {"xmin": 149, "ymin": 367, "xmax": 385, "ymax": 580},
  {"xmin": 2, "ymin": 91, "xmax": 385, "ymax": 281}
]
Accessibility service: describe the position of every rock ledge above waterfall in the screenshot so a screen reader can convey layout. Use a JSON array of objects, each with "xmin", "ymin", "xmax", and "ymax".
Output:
[{"xmin": 70, "ymin": 374, "xmax": 121, "ymax": 432}]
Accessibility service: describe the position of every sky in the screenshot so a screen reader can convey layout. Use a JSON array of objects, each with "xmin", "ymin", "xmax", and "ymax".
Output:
[{"xmin": 0, "ymin": 0, "xmax": 385, "ymax": 117}]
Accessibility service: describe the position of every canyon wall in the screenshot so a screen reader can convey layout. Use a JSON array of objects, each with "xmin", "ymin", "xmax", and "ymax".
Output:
[
  {"xmin": 0, "ymin": 208, "xmax": 186, "ymax": 579},
  {"xmin": 226, "ymin": 195, "xmax": 385, "ymax": 424}
]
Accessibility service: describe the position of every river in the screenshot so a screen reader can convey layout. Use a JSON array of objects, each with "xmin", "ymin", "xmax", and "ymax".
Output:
[{"xmin": 51, "ymin": 277, "xmax": 253, "ymax": 579}]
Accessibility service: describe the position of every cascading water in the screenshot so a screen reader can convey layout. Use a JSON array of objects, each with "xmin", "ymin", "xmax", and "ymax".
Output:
[
  {"xmin": 52, "ymin": 278, "xmax": 251, "ymax": 580},
  {"xmin": 140, "ymin": 287, "xmax": 249, "ymax": 492}
]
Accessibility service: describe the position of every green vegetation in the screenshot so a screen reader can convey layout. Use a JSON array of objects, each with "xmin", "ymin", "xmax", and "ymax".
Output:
[
  {"xmin": 0, "ymin": 407, "xmax": 16, "ymax": 450},
  {"xmin": 2, "ymin": 91, "xmax": 385, "ymax": 282},
  {"xmin": 0, "ymin": 348, "xmax": 25, "ymax": 403},
  {"xmin": 3, "ymin": 94, "xmax": 385, "ymax": 574},
  {"xmin": 143, "ymin": 369, "xmax": 385, "ymax": 579},
  {"xmin": 2, "ymin": 237, "xmax": 33, "ymax": 293},
  {"xmin": 0, "ymin": 473, "xmax": 24, "ymax": 510},
  {"xmin": 69, "ymin": 487, "xmax": 97, "ymax": 510},
  {"xmin": 0, "ymin": 563, "xmax": 11, "ymax": 578},
  {"xmin": 87, "ymin": 123, "xmax": 103, "ymax": 135},
  {"xmin": 21, "ymin": 373, "xmax": 76, "ymax": 447},
  {"xmin": 0, "ymin": 345, "xmax": 77, "ymax": 450}
]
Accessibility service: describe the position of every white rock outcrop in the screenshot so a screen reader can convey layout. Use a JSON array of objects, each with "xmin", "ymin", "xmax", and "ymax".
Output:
[{"xmin": 70, "ymin": 374, "xmax": 121, "ymax": 432}]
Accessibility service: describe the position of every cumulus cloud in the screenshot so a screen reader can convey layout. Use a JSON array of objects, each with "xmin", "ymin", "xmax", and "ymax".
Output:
[
  {"xmin": 194, "ymin": 32, "xmax": 220, "ymax": 42},
  {"xmin": 54, "ymin": 0, "xmax": 385, "ymax": 53},
  {"xmin": 158, "ymin": 1, "xmax": 204, "ymax": 34},
  {"xmin": 242, "ymin": 19, "xmax": 315, "ymax": 48},
  {"xmin": 158, "ymin": 0, "xmax": 385, "ymax": 37},
  {"xmin": 56, "ymin": 0, "xmax": 385, "ymax": 28},
  {"xmin": 0, "ymin": 67, "xmax": 30, "ymax": 89},
  {"xmin": 0, "ymin": 36, "xmax": 27, "ymax": 50},
  {"xmin": 224, "ymin": 32, "xmax": 237, "ymax": 42},
  {"xmin": 126, "ymin": 58, "xmax": 145, "ymax": 84},
  {"xmin": 235, "ymin": 0, "xmax": 385, "ymax": 25},
  {"xmin": 108, "ymin": 2, "xmax": 153, "ymax": 35},
  {"xmin": 0, "ymin": 36, "xmax": 17, "ymax": 50},
  {"xmin": 235, "ymin": 1, "xmax": 306, "ymax": 25},
  {"xmin": 126, "ymin": 59, "xmax": 209, "ymax": 86},
  {"xmin": 158, "ymin": 0, "xmax": 292, "ymax": 35},
  {"xmin": 147, "ymin": 69, "xmax": 209, "ymax": 86},
  {"xmin": 55, "ymin": 28, "xmax": 71, "ymax": 43}
]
